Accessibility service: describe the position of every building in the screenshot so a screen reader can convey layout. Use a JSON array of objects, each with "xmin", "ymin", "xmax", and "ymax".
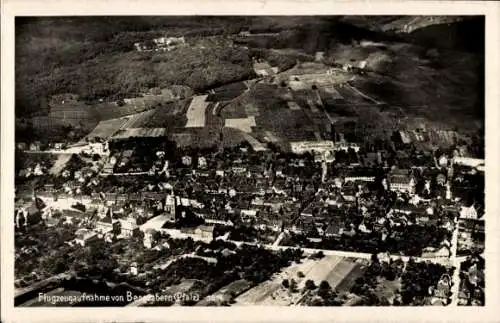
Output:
[
  {"xmin": 324, "ymin": 218, "xmax": 344, "ymax": 238},
  {"xmin": 130, "ymin": 262, "xmax": 138, "ymax": 276},
  {"xmin": 388, "ymin": 169, "xmax": 416, "ymax": 194},
  {"xmin": 29, "ymin": 142, "xmax": 41, "ymax": 151},
  {"xmin": 143, "ymin": 228, "xmax": 158, "ymax": 249},
  {"xmin": 195, "ymin": 225, "xmax": 215, "ymax": 240},
  {"xmin": 399, "ymin": 130, "xmax": 412, "ymax": 144},
  {"xmin": 290, "ymin": 141, "xmax": 334, "ymax": 155},
  {"xmin": 117, "ymin": 217, "xmax": 139, "ymax": 238},
  {"xmin": 16, "ymin": 142, "xmax": 27, "ymax": 150},
  {"xmin": 453, "ymin": 157, "xmax": 484, "ymax": 169},
  {"xmin": 460, "ymin": 204, "xmax": 478, "ymax": 220},
  {"xmin": 343, "ymin": 168, "xmax": 376, "ymax": 182},
  {"xmin": 75, "ymin": 229, "xmax": 100, "ymax": 247},
  {"xmin": 83, "ymin": 141, "xmax": 109, "ymax": 156},
  {"xmin": 333, "ymin": 142, "xmax": 360, "ymax": 153}
]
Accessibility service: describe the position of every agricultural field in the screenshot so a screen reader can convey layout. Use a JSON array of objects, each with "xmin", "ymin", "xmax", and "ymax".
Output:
[
  {"xmin": 224, "ymin": 117, "xmax": 256, "ymax": 133},
  {"xmin": 206, "ymin": 82, "xmax": 247, "ymax": 102},
  {"xmin": 196, "ymin": 279, "xmax": 253, "ymax": 306},
  {"xmin": 253, "ymin": 61, "xmax": 278, "ymax": 77},
  {"xmin": 234, "ymin": 255, "xmax": 367, "ymax": 306},
  {"xmin": 119, "ymin": 110, "xmax": 156, "ymax": 129},
  {"xmin": 82, "ymin": 117, "xmax": 130, "ymax": 142},
  {"xmin": 241, "ymin": 133, "xmax": 268, "ymax": 152},
  {"xmin": 111, "ymin": 128, "xmax": 167, "ymax": 140},
  {"xmin": 293, "ymin": 256, "xmax": 367, "ymax": 292},
  {"xmin": 138, "ymin": 100, "xmax": 190, "ymax": 129},
  {"xmin": 186, "ymin": 95, "xmax": 210, "ymax": 128}
]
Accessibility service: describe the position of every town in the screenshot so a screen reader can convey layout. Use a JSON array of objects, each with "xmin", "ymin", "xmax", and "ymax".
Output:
[{"xmin": 14, "ymin": 16, "xmax": 485, "ymax": 307}]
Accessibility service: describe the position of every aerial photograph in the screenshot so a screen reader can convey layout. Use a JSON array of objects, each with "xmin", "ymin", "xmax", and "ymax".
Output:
[{"xmin": 14, "ymin": 16, "xmax": 484, "ymax": 307}]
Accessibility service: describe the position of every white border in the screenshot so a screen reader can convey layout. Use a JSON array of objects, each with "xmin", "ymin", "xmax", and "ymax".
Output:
[{"xmin": 2, "ymin": 1, "xmax": 499, "ymax": 323}]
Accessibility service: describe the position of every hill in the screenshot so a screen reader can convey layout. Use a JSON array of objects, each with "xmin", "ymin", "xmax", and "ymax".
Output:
[{"xmin": 15, "ymin": 16, "xmax": 484, "ymax": 144}]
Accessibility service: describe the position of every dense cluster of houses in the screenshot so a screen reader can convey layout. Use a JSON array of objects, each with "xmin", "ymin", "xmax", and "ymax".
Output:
[
  {"xmin": 134, "ymin": 36, "xmax": 186, "ymax": 52},
  {"xmin": 15, "ymin": 134, "xmax": 484, "ymax": 259}
]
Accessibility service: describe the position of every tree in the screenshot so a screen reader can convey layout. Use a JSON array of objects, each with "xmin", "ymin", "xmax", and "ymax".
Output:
[
  {"xmin": 282, "ymin": 279, "xmax": 290, "ymax": 288},
  {"xmin": 112, "ymin": 221, "xmax": 122, "ymax": 237},
  {"xmin": 319, "ymin": 280, "xmax": 331, "ymax": 291},
  {"xmin": 297, "ymin": 271, "xmax": 305, "ymax": 278},
  {"xmin": 289, "ymin": 278, "xmax": 298, "ymax": 293},
  {"xmin": 305, "ymin": 279, "xmax": 316, "ymax": 290}
]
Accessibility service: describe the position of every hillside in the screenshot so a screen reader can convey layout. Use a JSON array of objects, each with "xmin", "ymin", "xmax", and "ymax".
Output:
[{"xmin": 15, "ymin": 16, "xmax": 484, "ymax": 141}]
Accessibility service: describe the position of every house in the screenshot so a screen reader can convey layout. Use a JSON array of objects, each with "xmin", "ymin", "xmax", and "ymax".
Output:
[
  {"xmin": 75, "ymin": 229, "xmax": 100, "ymax": 247},
  {"xmin": 324, "ymin": 218, "xmax": 344, "ymax": 238},
  {"xmin": 83, "ymin": 142, "xmax": 109, "ymax": 155},
  {"xmin": 434, "ymin": 274, "xmax": 452, "ymax": 299},
  {"xmin": 198, "ymin": 157, "xmax": 207, "ymax": 169},
  {"xmin": 453, "ymin": 157, "xmax": 484, "ymax": 168},
  {"xmin": 118, "ymin": 217, "xmax": 139, "ymax": 238},
  {"xmin": 361, "ymin": 152, "xmax": 380, "ymax": 167},
  {"xmin": 460, "ymin": 204, "xmax": 478, "ymax": 220},
  {"xmin": 195, "ymin": 225, "xmax": 215, "ymax": 240},
  {"xmin": 241, "ymin": 209, "xmax": 258, "ymax": 220},
  {"xmin": 388, "ymin": 169, "xmax": 416, "ymax": 194},
  {"xmin": 436, "ymin": 173, "xmax": 447, "ymax": 186},
  {"xmin": 343, "ymin": 168, "xmax": 376, "ymax": 182},
  {"xmin": 29, "ymin": 142, "xmax": 41, "ymax": 151},
  {"xmin": 143, "ymin": 228, "xmax": 158, "ymax": 249},
  {"xmin": 398, "ymin": 130, "xmax": 412, "ymax": 144},
  {"xmin": 16, "ymin": 142, "xmax": 27, "ymax": 150},
  {"xmin": 341, "ymin": 181, "xmax": 358, "ymax": 202},
  {"xmin": 130, "ymin": 262, "xmax": 138, "ymax": 276},
  {"xmin": 182, "ymin": 156, "xmax": 192, "ymax": 166}
]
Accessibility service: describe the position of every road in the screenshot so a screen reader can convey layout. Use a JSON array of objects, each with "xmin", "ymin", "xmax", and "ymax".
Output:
[
  {"xmin": 15, "ymin": 271, "xmax": 74, "ymax": 298},
  {"xmin": 449, "ymin": 216, "xmax": 462, "ymax": 305},
  {"xmin": 344, "ymin": 83, "xmax": 382, "ymax": 105}
]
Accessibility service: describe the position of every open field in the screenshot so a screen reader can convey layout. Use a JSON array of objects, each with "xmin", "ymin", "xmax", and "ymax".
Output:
[
  {"xmin": 185, "ymin": 95, "xmax": 209, "ymax": 128},
  {"xmin": 111, "ymin": 128, "xmax": 167, "ymax": 140},
  {"xmin": 234, "ymin": 255, "xmax": 367, "ymax": 306},
  {"xmin": 224, "ymin": 116, "xmax": 256, "ymax": 133},
  {"xmin": 206, "ymin": 81, "xmax": 247, "ymax": 102},
  {"xmin": 241, "ymin": 133, "xmax": 267, "ymax": 151},
  {"xmin": 197, "ymin": 279, "xmax": 253, "ymax": 305},
  {"xmin": 82, "ymin": 117, "xmax": 130, "ymax": 142},
  {"xmin": 119, "ymin": 110, "xmax": 156, "ymax": 129}
]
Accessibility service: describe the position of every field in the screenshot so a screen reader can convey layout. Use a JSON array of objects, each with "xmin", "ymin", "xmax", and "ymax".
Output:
[
  {"xmin": 234, "ymin": 255, "xmax": 367, "ymax": 306},
  {"xmin": 206, "ymin": 82, "xmax": 247, "ymax": 102},
  {"xmin": 197, "ymin": 279, "xmax": 253, "ymax": 305},
  {"xmin": 224, "ymin": 117, "xmax": 256, "ymax": 133},
  {"xmin": 111, "ymin": 128, "xmax": 167, "ymax": 140},
  {"xmin": 185, "ymin": 95, "xmax": 209, "ymax": 128},
  {"xmin": 119, "ymin": 110, "xmax": 156, "ymax": 129},
  {"xmin": 372, "ymin": 277, "xmax": 403, "ymax": 304},
  {"xmin": 82, "ymin": 117, "xmax": 130, "ymax": 142},
  {"xmin": 241, "ymin": 133, "xmax": 267, "ymax": 151},
  {"xmin": 138, "ymin": 100, "xmax": 190, "ymax": 129}
]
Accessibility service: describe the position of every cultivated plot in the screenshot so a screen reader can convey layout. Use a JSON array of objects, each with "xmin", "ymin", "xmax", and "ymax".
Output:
[{"xmin": 185, "ymin": 95, "xmax": 209, "ymax": 128}]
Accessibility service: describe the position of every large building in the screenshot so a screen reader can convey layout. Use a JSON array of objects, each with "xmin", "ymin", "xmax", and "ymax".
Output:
[
  {"xmin": 388, "ymin": 169, "xmax": 416, "ymax": 194},
  {"xmin": 290, "ymin": 141, "xmax": 334, "ymax": 155},
  {"xmin": 453, "ymin": 157, "xmax": 485, "ymax": 169}
]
